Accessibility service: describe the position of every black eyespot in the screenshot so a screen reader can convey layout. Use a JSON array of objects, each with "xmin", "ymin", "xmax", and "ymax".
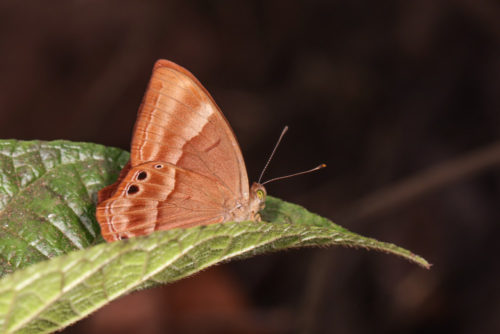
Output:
[
  {"xmin": 127, "ymin": 184, "xmax": 139, "ymax": 195},
  {"xmin": 137, "ymin": 171, "xmax": 147, "ymax": 180},
  {"xmin": 155, "ymin": 164, "xmax": 163, "ymax": 169}
]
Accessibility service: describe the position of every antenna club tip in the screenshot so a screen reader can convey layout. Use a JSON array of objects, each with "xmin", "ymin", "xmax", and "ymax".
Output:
[{"xmin": 320, "ymin": 163, "xmax": 327, "ymax": 168}]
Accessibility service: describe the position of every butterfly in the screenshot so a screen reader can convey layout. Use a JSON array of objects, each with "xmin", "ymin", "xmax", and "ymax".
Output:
[{"xmin": 96, "ymin": 60, "xmax": 267, "ymax": 242}]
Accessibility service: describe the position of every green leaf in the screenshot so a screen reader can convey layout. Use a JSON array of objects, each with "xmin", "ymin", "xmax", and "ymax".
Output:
[
  {"xmin": 0, "ymin": 140, "xmax": 129, "ymax": 276},
  {"xmin": 0, "ymin": 140, "xmax": 429, "ymax": 334}
]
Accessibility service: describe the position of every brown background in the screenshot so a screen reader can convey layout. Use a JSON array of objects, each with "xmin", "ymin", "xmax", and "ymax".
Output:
[{"xmin": 1, "ymin": 1, "xmax": 499, "ymax": 333}]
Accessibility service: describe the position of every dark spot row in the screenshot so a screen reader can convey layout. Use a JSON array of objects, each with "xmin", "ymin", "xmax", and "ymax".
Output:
[{"xmin": 126, "ymin": 164, "xmax": 164, "ymax": 195}]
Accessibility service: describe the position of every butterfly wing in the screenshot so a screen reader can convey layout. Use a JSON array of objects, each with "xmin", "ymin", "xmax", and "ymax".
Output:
[
  {"xmin": 97, "ymin": 60, "xmax": 251, "ymax": 241},
  {"xmin": 130, "ymin": 59, "xmax": 249, "ymax": 200},
  {"xmin": 97, "ymin": 162, "xmax": 236, "ymax": 241}
]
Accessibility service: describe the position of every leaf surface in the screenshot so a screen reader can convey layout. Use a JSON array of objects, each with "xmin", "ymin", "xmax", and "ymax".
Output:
[
  {"xmin": 0, "ymin": 140, "xmax": 429, "ymax": 333},
  {"xmin": 0, "ymin": 140, "xmax": 128, "ymax": 276}
]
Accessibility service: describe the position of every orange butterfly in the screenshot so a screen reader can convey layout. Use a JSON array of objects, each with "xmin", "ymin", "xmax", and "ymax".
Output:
[{"xmin": 96, "ymin": 60, "xmax": 266, "ymax": 241}]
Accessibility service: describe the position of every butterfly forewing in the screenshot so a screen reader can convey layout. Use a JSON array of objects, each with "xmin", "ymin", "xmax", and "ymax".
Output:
[{"xmin": 130, "ymin": 60, "xmax": 249, "ymax": 200}]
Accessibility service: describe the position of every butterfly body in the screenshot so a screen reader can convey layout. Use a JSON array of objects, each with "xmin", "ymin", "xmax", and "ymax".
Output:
[{"xmin": 96, "ymin": 60, "xmax": 266, "ymax": 242}]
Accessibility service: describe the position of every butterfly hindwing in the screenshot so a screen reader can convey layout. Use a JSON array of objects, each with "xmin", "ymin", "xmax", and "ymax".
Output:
[{"xmin": 96, "ymin": 162, "xmax": 234, "ymax": 241}]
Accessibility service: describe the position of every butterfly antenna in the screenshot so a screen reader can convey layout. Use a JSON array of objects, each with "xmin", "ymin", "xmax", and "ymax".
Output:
[
  {"xmin": 262, "ymin": 164, "xmax": 326, "ymax": 185},
  {"xmin": 258, "ymin": 126, "xmax": 289, "ymax": 183}
]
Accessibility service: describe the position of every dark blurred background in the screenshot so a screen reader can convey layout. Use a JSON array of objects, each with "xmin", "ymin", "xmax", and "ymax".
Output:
[{"xmin": 1, "ymin": 1, "xmax": 499, "ymax": 333}]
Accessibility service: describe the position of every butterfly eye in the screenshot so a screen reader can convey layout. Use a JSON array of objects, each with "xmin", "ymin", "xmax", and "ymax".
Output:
[
  {"xmin": 127, "ymin": 184, "xmax": 139, "ymax": 195},
  {"xmin": 257, "ymin": 189, "xmax": 264, "ymax": 200},
  {"xmin": 137, "ymin": 171, "xmax": 147, "ymax": 180},
  {"xmin": 154, "ymin": 164, "xmax": 163, "ymax": 169}
]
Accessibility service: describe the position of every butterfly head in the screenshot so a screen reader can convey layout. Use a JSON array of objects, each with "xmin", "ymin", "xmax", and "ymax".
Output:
[{"xmin": 249, "ymin": 182, "xmax": 267, "ymax": 221}]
